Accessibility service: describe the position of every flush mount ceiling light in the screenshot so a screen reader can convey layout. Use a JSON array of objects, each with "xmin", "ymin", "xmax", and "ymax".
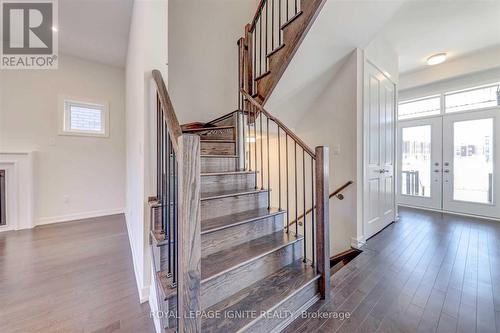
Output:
[{"xmin": 427, "ymin": 53, "xmax": 447, "ymax": 66}]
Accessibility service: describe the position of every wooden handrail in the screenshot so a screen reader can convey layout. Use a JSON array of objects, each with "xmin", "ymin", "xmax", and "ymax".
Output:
[
  {"xmin": 290, "ymin": 181, "xmax": 354, "ymax": 227},
  {"xmin": 152, "ymin": 70, "xmax": 183, "ymax": 154},
  {"xmin": 249, "ymin": 0, "xmax": 267, "ymax": 31},
  {"xmin": 240, "ymin": 89, "xmax": 316, "ymax": 158}
]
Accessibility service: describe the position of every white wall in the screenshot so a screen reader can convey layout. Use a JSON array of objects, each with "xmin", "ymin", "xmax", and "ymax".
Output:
[
  {"xmin": 168, "ymin": 0, "xmax": 257, "ymax": 124},
  {"xmin": 292, "ymin": 49, "xmax": 361, "ymax": 255},
  {"xmin": 0, "ymin": 54, "xmax": 126, "ymax": 225},
  {"xmin": 125, "ymin": 0, "xmax": 168, "ymax": 304}
]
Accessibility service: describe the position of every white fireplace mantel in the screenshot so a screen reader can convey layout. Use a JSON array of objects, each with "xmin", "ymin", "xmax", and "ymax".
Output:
[{"xmin": 0, "ymin": 152, "xmax": 35, "ymax": 231}]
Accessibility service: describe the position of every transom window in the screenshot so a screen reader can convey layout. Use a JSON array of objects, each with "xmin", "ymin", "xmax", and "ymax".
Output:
[
  {"xmin": 59, "ymin": 98, "xmax": 109, "ymax": 137},
  {"xmin": 445, "ymin": 83, "xmax": 500, "ymax": 113},
  {"xmin": 398, "ymin": 96, "xmax": 441, "ymax": 120},
  {"xmin": 398, "ymin": 82, "xmax": 500, "ymax": 120}
]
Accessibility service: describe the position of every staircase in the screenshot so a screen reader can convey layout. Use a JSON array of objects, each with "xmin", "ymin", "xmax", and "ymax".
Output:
[
  {"xmin": 240, "ymin": 0, "xmax": 326, "ymax": 104},
  {"xmin": 150, "ymin": 1, "xmax": 330, "ymax": 331}
]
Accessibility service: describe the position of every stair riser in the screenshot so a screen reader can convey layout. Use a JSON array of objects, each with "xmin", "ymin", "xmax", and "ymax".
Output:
[
  {"xmin": 210, "ymin": 114, "xmax": 236, "ymax": 127},
  {"xmin": 201, "ymin": 157, "xmax": 238, "ymax": 173},
  {"xmin": 201, "ymin": 173, "xmax": 256, "ymax": 193},
  {"xmin": 198, "ymin": 127, "xmax": 235, "ymax": 140},
  {"xmin": 201, "ymin": 240, "xmax": 302, "ymax": 310},
  {"xmin": 243, "ymin": 279, "xmax": 319, "ymax": 333},
  {"xmin": 201, "ymin": 191, "xmax": 268, "ymax": 220},
  {"xmin": 201, "ymin": 214, "xmax": 285, "ymax": 256},
  {"xmin": 201, "ymin": 141, "xmax": 236, "ymax": 155}
]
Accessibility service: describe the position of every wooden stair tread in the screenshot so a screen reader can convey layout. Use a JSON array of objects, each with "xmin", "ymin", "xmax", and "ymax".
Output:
[
  {"xmin": 201, "ymin": 171, "xmax": 256, "ymax": 177},
  {"xmin": 280, "ymin": 10, "xmax": 303, "ymax": 29},
  {"xmin": 202, "ymin": 260, "xmax": 319, "ymax": 332},
  {"xmin": 200, "ymin": 139, "xmax": 235, "ymax": 143},
  {"xmin": 201, "ymin": 188, "xmax": 268, "ymax": 201},
  {"xmin": 201, "ymin": 231, "xmax": 302, "ymax": 281},
  {"xmin": 156, "ymin": 231, "xmax": 303, "ymax": 300},
  {"xmin": 151, "ymin": 229, "xmax": 167, "ymax": 246},
  {"xmin": 183, "ymin": 125, "xmax": 234, "ymax": 132},
  {"xmin": 200, "ymin": 155, "xmax": 238, "ymax": 158},
  {"xmin": 201, "ymin": 207, "xmax": 284, "ymax": 234}
]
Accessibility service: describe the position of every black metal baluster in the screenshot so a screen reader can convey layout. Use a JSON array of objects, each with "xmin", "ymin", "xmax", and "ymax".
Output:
[
  {"xmin": 286, "ymin": 0, "xmax": 289, "ymax": 21},
  {"xmin": 254, "ymin": 109, "xmax": 258, "ymax": 188},
  {"xmin": 265, "ymin": 0, "xmax": 268, "ymax": 67},
  {"xmin": 302, "ymin": 149, "xmax": 306, "ymax": 262},
  {"xmin": 160, "ymin": 109, "xmax": 164, "ymax": 234},
  {"xmin": 253, "ymin": 28, "xmax": 257, "ymax": 90},
  {"xmin": 167, "ymin": 138, "xmax": 172, "ymax": 277},
  {"xmin": 259, "ymin": 14, "xmax": 262, "ymax": 75},
  {"xmin": 311, "ymin": 157, "xmax": 315, "ymax": 267},
  {"xmin": 156, "ymin": 95, "xmax": 160, "ymax": 201},
  {"xmin": 171, "ymin": 152, "xmax": 177, "ymax": 287},
  {"xmin": 295, "ymin": 142, "xmax": 298, "ymax": 236},
  {"xmin": 260, "ymin": 112, "xmax": 263, "ymax": 189},
  {"xmin": 163, "ymin": 122, "xmax": 168, "ymax": 238},
  {"xmin": 271, "ymin": 0, "xmax": 275, "ymax": 51},
  {"xmin": 242, "ymin": 111, "xmax": 246, "ymax": 171},
  {"xmin": 267, "ymin": 117, "xmax": 270, "ymax": 209},
  {"xmin": 248, "ymin": 108, "xmax": 252, "ymax": 171},
  {"xmin": 285, "ymin": 134, "xmax": 289, "ymax": 232},
  {"xmin": 279, "ymin": 0, "xmax": 282, "ymax": 45},
  {"xmin": 295, "ymin": 0, "xmax": 297, "ymax": 15},
  {"xmin": 278, "ymin": 127, "xmax": 281, "ymax": 210}
]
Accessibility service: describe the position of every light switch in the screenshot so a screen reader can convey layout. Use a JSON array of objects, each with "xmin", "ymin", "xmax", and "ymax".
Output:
[{"xmin": 333, "ymin": 144, "xmax": 341, "ymax": 156}]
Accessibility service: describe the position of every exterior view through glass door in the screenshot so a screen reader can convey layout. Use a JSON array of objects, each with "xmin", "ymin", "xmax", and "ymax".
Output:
[
  {"xmin": 397, "ymin": 117, "xmax": 442, "ymax": 210},
  {"xmin": 443, "ymin": 109, "xmax": 499, "ymax": 217},
  {"xmin": 397, "ymin": 83, "xmax": 500, "ymax": 219}
]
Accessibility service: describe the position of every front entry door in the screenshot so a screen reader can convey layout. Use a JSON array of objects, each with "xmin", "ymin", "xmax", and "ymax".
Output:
[
  {"xmin": 397, "ymin": 117, "xmax": 442, "ymax": 210},
  {"xmin": 443, "ymin": 109, "xmax": 500, "ymax": 218},
  {"xmin": 364, "ymin": 61, "xmax": 396, "ymax": 238}
]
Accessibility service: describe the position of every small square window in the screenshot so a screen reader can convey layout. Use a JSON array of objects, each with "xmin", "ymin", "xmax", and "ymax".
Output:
[{"xmin": 59, "ymin": 97, "xmax": 109, "ymax": 137}]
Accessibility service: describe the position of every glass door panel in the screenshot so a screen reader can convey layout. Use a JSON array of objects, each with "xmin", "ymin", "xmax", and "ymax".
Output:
[
  {"xmin": 401, "ymin": 125, "xmax": 431, "ymax": 197},
  {"xmin": 443, "ymin": 109, "xmax": 499, "ymax": 218},
  {"xmin": 452, "ymin": 118, "xmax": 493, "ymax": 204},
  {"xmin": 397, "ymin": 117, "xmax": 442, "ymax": 210}
]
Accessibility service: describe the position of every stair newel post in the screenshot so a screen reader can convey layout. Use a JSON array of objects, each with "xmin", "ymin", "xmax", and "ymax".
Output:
[
  {"xmin": 315, "ymin": 146, "xmax": 330, "ymax": 300},
  {"xmin": 177, "ymin": 134, "xmax": 202, "ymax": 333}
]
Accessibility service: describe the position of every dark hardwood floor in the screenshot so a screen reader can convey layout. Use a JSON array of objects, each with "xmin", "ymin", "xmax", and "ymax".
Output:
[
  {"xmin": 0, "ymin": 214, "xmax": 155, "ymax": 333},
  {"xmin": 285, "ymin": 207, "xmax": 500, "ymax": 333}
]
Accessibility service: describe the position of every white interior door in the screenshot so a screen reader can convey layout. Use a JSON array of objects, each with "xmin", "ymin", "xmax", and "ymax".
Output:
[
  {"xmin": 364, "ymin": 61, "xmax": 396, "ymax": 238},
  {"xmin": 397, "ymin": 117, "xmax": 442, "ymax": 209},
  {"xmin": 443, "ymin": 109, "xmax": 500, "ymax": 218}
]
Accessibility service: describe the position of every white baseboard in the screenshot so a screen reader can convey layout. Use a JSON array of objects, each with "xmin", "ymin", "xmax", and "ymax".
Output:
[
  {"xmin": 36, "ymin": 208, "xmax": 125, "ymax": 225},
  {"xmin": 149, "ymin": 261, "xmax": 162, "ymax": 333},
  {"xmin": 124, "ymin": 212, "xmax": 150, "ymax": 305},
  {"xmin": 350, "ymin": 236, "xmax": 366, "ymax": 249}
]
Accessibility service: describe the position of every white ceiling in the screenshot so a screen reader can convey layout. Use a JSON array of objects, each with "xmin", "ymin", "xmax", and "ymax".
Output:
[
  {"xmin": 58, "ymin": 0, "xmax": 133, "ymax": 67},
  {"xmin": 382, "ymin": 0, "xmax": 500, "ymax": 73},
  {"xmin": 266, "ymin": 0, "xmax": 407, "ymax": 127}
]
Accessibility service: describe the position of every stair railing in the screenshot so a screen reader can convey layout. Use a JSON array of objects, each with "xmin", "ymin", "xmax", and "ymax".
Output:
[
  {"xmin": 152, "ymin": 70, "xmax": 201, "ymax": 332},
  {"xmin": 242, "ymin": 0, "xmax": 302, "ymax": 97},
  {"xmin": 238, "ymin": 89, "xmax": 331, "ymax": 300}
]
